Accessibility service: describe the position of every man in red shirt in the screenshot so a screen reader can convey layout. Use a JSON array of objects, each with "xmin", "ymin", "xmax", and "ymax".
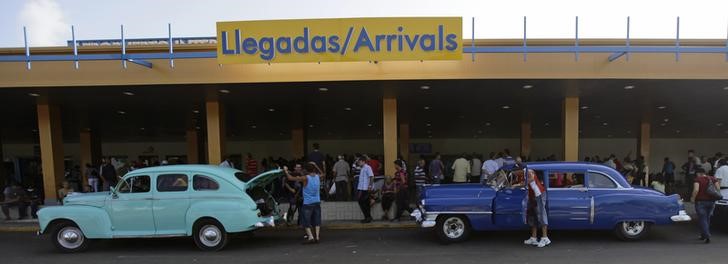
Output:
[
  {"xmin": 513, "ymin": 161, "xmax": 550, "ymax": 248},
  {"xmin": 246, "ymin": 153, "xmax": 259, "ymax": 177}
]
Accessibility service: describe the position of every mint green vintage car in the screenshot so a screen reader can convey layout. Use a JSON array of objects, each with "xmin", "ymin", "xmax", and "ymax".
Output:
[{"xmin": 37, "ymin": 165, "xmax": 283, "ymax": 252}]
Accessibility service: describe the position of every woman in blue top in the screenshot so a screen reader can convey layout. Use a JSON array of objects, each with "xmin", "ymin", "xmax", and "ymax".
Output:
[{"xmin": 284, "ymin": 162, "xmax": 324, "ymax": 244}]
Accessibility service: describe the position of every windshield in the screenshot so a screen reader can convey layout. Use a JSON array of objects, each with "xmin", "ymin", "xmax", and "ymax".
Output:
[{"xmin": 235, "ymin": 172, "xmax": 253, "ymax": 182}]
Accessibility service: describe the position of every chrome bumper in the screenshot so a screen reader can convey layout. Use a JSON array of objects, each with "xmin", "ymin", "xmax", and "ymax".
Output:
[
  {"xmin": 254, "ymin": 216, "xmax": 276, "ymax": 228},
  {"xmin": 670, "ymin": 210, "xmax": 692, "ymax": 222},
  {"xmin": 410, "ymin": 208, "xmax": 437, "ymax": 228}
]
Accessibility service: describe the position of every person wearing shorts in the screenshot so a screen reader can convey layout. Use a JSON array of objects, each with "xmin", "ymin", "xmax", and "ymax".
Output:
[
  {"xmin": 514, "ymin": 166, "xmax": 551, "ymax": 248},
  {"xmin": 285, "ymin": 162, "xmax": 324, "ymax": 244}
]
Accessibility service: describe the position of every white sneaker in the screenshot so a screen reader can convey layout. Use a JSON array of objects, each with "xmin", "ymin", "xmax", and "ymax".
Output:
[
  {"xmin": 523, "ymin": 237, "xmax": 539, "ymax": 246},
  {"xmin": 537, "ymin": 237, "xmax": 551, "ymax": 248}
]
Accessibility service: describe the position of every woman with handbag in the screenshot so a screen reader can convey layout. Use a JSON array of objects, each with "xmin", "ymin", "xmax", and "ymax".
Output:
[{"xmin": 691, "ymin": 168, "xmax": 722, "ymax": 243}]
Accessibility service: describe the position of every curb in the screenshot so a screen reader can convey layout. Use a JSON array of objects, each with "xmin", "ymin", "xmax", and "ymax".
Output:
[{"xmin": 0, "ymin": 226, "xmax": 39, "ymax": 233}]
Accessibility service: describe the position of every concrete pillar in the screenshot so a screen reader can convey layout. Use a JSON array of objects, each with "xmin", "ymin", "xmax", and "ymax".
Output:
[
  {"xmin": 562, "ymin": 97, "xmax": 579, "ymax": 162},
  {"xmin": 79, "ymin": 129, "xmax": 100, "ymax": 187},
  {"xmin": 383, "ymin": 94, "xmax": 398, "ymax": 176},
  {"xmin": 205, "ymin": 93, "xmax": 225, "ymax": 165},
  {"xmin": 520, "ymin": 121, "xmax": 532, "ymax": 159},
  {"xmin": 399, "ymin": 123, "xmax": 410, "ymax": 165},
  {"xmin": 186, "ymin": 129, "xmax": 199, "ymax": 164},
  {"xmin": 291, "ymin": 128, "xmax": 305, "ymax": 159},
  {"xmin": 37, "ymin": 100, "xmax": 65, "ymax": 204},
  {"xmin": 639, "ymin": 121, "xmax": 651, "ymax": 185}
]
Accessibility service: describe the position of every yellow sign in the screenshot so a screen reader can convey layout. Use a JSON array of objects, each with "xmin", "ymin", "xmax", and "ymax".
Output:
[{"xmin": 216, "ymin": 17, "xmax": 462, "ymax": 64}]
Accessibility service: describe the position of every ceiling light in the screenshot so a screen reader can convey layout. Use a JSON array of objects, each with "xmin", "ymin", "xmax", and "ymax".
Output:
[
  {"xmin": 344, "ymin": 107, "xmax": 352, "ymax": 111},
  {"xmin": 544, "ymin": 122, "xmax": 550, "ymax": 126},
  {"xmin": 602, "ymin": 122, "xmax": 608, "ymax": 126},
  {"xmin": 250, "ymin": 125, "xmax": 257, "ymax": 129},
  {"xmin": 657, "ymin": 106, "xmax": 667, "ymax": 110},
  {"xmin": 660, "ymin": 123, "xmax": 667, "ymax": 126},
  {"xmin": 423, "ymin": 106, "xmax": 431, "ymax": 110},
  {"xmin": 428, "ymin": 135, "xmax": 433, "ymax": 138},
  {"xmin": 426, "ymin": 123, "xmax": 431, "ymax": 127},
  {"xmin": 308, "ymin": 124, "xmax": 314, "ymax": 128},
  {"xmin": 195, "ymin": 126, "xmax": 201, "ymax": 130},
  {"xmin": 192, "ymin": 110, "xmax": 200, "ymax": 114},
  {"xmin": 501, "ymin": 105, "xmax": 511, "ymax": 109},
  {"xmin": 367, "ymin": 123, "xmax": 373, "ymax": 127},
  {"xmin": 420, "ymin": 85, "xmax": 430, "ymax": 90},
  {"xmin": 318, "ymin": 87, "xmax": 329, "ymax": 92},
  {"xmin": 117, "ymin": 110, "xmax": 126, "ymax": 114},
  {"xmin": 522, "ymin": 85, "xmax": 533, "ymax": 89},
  {"xmin": 723, "ymin": 86, "xmax": 728, "ymax": 90},
  {"xmin": 268, "ymin": 108, "xmax": 275, "ymax": 112},
  {"xmin": 580, "ymin": 106, "xmax": 589, "ymax": 110},
  {"xmin": 675, "ymin": 130, "xmax": 681, "ymax": 134},
  {"xmin": 139, "ymin": 127, "xmax": 145, "ymax": 131},
  {"xmin": 219, "ymin": 89, "xmax": 230, "ymax": 94},
  {"xmin": 718, "ymin": 123, "xmax": 724, "ymax": 127},
  {"xmin": 624, "ymin": 85, "xmax": 635, "ymax": 90},
  {"xmin": 123, "ymin": 91, "xmax": 135, "ymax": 96},
  {"xmin": 28, "ymin": 93, "xmax": 40, "ymax": 97},
  {"xmin": 663, "ymin": 118, "xmax": 669, "ymax": 122},
  {"xmin": 477, "ymin": 130, "xmax": 483, "ymax": 134},
  {"xmin": 31, "ymin": 129, "xmax": 38, "ymax": 132},
  {"xmin": 485, "ymin": 122, "xmax": 491, "ymax": 126}
]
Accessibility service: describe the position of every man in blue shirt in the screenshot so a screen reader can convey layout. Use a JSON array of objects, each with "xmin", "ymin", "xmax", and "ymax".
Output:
[
  {"xmin": 356, "ymin": 158, "xmax": 374, "ymax": 223},
  {"xmin": 285, "ymin": 162, "xmax": 324, "ymax": 244}
]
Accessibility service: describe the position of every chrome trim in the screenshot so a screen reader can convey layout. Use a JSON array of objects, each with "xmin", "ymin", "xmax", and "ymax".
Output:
[
  {"xmin": 112, "ymin": 233, "xmax": 187, "ymax": 238},
  {"xmin": 570, "ymin": 206, "xmax": 589, "ymax": 209},
  {"xmin": 425, "ymin": 211, "xmax": 493, "ymax": 215},
  {"xmin": 569, "ymin": 218, "xmax": 589, "ymax": 220},
  {"xmin": 590, "ymin": 196, "xmax": 595, "ymax": 224}
]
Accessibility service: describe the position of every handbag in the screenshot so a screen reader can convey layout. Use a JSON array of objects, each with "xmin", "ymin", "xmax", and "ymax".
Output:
[
  {"xmin": 706, "ymin": 177, "xmax": 723, "ymax": 201},
  {"xmin": 328, "ymin": 181, "xmax": 337, "ymax": 195}
]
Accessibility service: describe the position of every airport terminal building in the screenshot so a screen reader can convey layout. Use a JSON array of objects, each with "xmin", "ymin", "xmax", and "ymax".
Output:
[{"xmin": 1, "ymin": 17, "xmax": 727, "ymax": 202}]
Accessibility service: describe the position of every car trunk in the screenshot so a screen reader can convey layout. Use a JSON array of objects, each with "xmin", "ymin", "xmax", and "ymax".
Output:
[{"xmin": 242, "ymin": 169, "xmax": 284, "ymax": 219}]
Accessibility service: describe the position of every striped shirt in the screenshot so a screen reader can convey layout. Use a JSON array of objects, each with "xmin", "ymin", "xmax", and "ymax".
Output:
[{"xmin": 414, "ymin": 165, "xmax": 427, "ymax": 185}]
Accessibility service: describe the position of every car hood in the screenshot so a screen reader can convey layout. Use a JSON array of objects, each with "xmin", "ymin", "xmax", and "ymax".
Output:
[
  {"xmin": 63, "ymin": 192, "xmax": 109, "ymax": 207},
  {"xmin": 245, "ymin": 169, "xmax": 284, "ymax": 190}
]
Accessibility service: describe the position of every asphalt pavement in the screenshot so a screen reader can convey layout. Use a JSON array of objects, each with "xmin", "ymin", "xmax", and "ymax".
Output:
[{"xmin": 0, "ymin": 222, "xmax": 724, "ymax": 264}]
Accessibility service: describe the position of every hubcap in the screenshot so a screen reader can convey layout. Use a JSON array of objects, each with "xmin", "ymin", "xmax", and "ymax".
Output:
[
  {"xmin": 623, "ymin": 221, "xmax": 645, "ymax": 236},
  {"xmin": 443, "ymin": 217, "xmax": 465, "ymax": 239},
  {"xmin": 199, "ymin": 225, "xmax": 222, "ymax": 247},
  {"xmin": 57, "ymin": 226, "xmax": 84, "ymax": 249}
]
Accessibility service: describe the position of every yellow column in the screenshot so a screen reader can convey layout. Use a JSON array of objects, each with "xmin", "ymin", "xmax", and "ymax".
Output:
[
  {"xmin": 520, "ymin": 121, "xmax": 532, "ymax": 159},
  {"xmin": 291, "ymin": 128, "xmax": 305, "ymax": 159},
  {"xmin": 562, "ymin": 97, "xmax": 579, "ymax": 161},
  {"xmin": 186, "ymin": 129, "xmax": 199, "ymax": 164},
  {"xmin": 37, "ymin": 100, "xmax": 65, "ymax": 204},
  {"xmin": 383, "ymin": 94, "xmax": 398, "ymax": 176},
  {"xmin": 639, "ymin": 121, "xmax": 651, "ymax": 185},
  {"xmin": 79, "ymin": 129, "xmax": 99, "ymax": 187},
  {"xmin": 205, "ymin": 94, "xmax": 225, "ymax": 165},
  {"xmin": 399, "ymin": 123, "xmax": 410, "ymax": 164}
]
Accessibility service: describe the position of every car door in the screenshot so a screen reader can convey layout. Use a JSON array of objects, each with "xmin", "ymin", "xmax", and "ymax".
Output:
[
  {"xmin": 586, "ymin": 170, "xmax": 621, "ymax": 228},
  {"xmin": 546, "ymin": 170, "xmax": 591, "ymax": 229},
  {"xmin": 108, "ymin": 174, "xmax": 155, "ymax": 236},
  {"xmin": 153, "ymin": 173, "xmax": 191, "ymax": 235}
]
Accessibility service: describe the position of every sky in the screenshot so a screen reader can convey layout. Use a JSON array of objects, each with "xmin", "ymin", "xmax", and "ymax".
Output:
[{"xmin": 1, "ymin": 0, "xmax": 728, "ymax": 47}]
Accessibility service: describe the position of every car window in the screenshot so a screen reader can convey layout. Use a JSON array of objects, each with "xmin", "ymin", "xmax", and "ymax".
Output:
[
  {"xmin": 548, "ymin": 172, "xmax": 585, "ymax": 188},
  {"xmin": 157, "ymin": 174, "xmax": 189, "ymax": 192},
  {"xmin": 117, "ymin": 175, "xmax": 151, "ymax": 193},
  {"xmin": 193, "ymin": 175, "xmax": 220, "ymax": 191},
  {"xmin": 235, "ymin": 172, "xmax": 253, "ymax": 182},
  {"xmin": 588, "ymin": 172, "xmax": 618, "ymax": 188}
]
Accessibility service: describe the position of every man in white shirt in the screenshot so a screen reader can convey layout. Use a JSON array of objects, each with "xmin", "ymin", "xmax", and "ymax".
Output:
[
  {"xmin": 494, "ymin": 152, "xmax": 505, "ymax": 169},
  {"xmin": 451, "ymin": 154, "xmax": 471, "ymax": 183},
  {"xmin": 603, "ymin": 154, "xmax": 617, "ymax": 169},
  {"xmin": 481, "ymin": 152, "xmax": 499, "ymax": 183},
  {"xmin": 715, "ymin": 159, "xmax": 728, "ymax": 188},
  {"xmin": 219, "ymin": 157, "xmax": 234, "ymax": 168},
  {"xmin": 356, "ymin": 158, "xmax": 374, "ymax": 223}
]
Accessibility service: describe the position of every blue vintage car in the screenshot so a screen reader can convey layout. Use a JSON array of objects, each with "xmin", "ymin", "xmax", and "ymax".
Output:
[
  {"xmin": 37, "ymin": 165, "xmax": 283, "ymax": 252},
  {"xmin": 411, "ymin": 162, "xmax": 691, "ymax": 243}
]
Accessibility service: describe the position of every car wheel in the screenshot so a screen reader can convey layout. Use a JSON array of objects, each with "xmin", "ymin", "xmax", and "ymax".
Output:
[
  {"xmin": 615, "ymin": 221, "xmax": 651, "ymax": 241},
  {"xmin": 193, "ymin": 219, "xmax": 228, "ymax": 251},
  {"xmin": 51, "ymin": 221, "xmax": 89, "ymax": 253},
  {"xmin": 435, "ymin": 215, "xmax": 471, "ymax": 244}
]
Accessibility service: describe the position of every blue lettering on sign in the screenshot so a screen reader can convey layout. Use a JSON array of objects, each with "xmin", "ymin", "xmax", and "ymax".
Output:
[{"xmin": 222, "ymin": 24, "xmax": 459, "ymax": 61}]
